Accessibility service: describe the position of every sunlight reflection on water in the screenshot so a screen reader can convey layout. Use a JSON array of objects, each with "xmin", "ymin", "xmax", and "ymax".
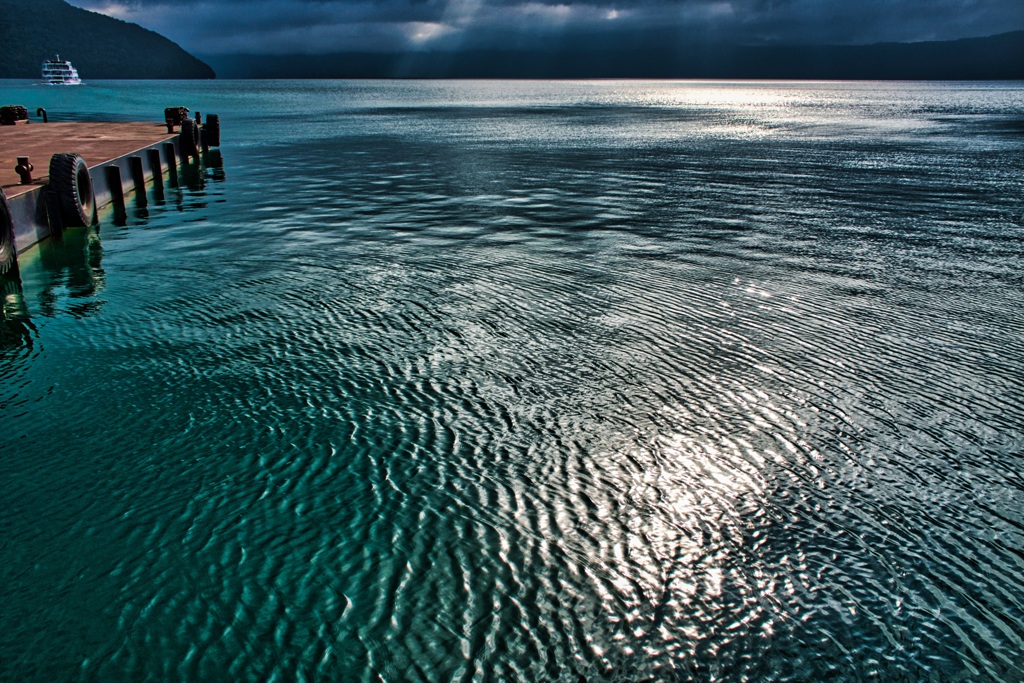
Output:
[{"xmin": 1, "ymin": 79, "xmax": 1023, "ymax": 681}]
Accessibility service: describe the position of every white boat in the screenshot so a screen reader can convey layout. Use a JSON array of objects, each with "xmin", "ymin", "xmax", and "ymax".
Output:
[{"xmin": 41, "ymin": 55, "xmax": 82, "ymax": 85}]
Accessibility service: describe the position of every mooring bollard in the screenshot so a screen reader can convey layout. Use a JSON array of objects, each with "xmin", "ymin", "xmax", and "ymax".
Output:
[
  {"xmin": 164, "ymin": 106, "xmax": 189, "ymax": 133},
  {"xmin": 15, "ymin": 157, "xmax": 33, "ymax": 184},
  {"xmin": 0, "ymin": 105, "xmax": 28, "ymax": 126},
  {"xmin": 129, "ymin": 155, "xmax": 147, "ymax": 207}
]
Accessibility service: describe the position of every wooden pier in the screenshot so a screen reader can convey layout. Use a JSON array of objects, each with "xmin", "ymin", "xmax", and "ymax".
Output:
[{"xmin": 0, "ymin": 111, "xmax": 218, "ymax": 274}]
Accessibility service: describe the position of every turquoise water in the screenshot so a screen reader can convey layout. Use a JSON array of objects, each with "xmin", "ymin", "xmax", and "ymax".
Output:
[{"xmin": 2, "ymin": 80, "xmax": 1024, "ymax": 681}]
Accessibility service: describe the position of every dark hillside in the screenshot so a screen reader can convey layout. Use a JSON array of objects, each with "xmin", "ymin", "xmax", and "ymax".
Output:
[
  {"xmin": 0, "ymin": 0, "xmax": 214, "ymax": 79},
  {"xmin": 206, "ymin": 30, "xmax": 1024, "ymax": 80}
]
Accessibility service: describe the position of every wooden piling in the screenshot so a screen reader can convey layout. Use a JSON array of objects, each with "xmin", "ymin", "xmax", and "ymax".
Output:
[
  {"xmin": 129, "ymin": 155, "xmax": 147, "ymax": 207},
  {"xmin": 105, "ymin": 165, "xmax": 125, "ymax": 211}
]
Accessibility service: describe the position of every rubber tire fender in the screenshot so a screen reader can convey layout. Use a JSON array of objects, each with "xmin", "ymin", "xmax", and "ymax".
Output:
[
  {"xmin": 0, "ymin": 188, "xmax": 15, "ymax": 275},
  {"xmin": 203, "ymin": 114, "xmax": 220, "ymax": 148},
  {"xmin": 48, "ymin": 153, "xmax": 95, "ymax": 227},
  {"xmin": 180, "ymin": 119, "xmax": 200, "ymax": 159}
]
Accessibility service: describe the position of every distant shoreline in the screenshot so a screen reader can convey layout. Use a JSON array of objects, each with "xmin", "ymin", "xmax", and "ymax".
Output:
[{"xmin": 197, "ymin": 31, "xmax": 1024, "ymax": 80}]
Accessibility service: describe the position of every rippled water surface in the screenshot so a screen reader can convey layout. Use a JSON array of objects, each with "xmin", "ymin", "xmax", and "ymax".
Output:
[{"xmin": 2, "ymin": 80, "xmax": 1024, "ymax": 681}]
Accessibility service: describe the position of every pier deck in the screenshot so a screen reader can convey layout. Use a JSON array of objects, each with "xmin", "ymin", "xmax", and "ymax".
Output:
[{"xmin": 0, "ymin": 122, "xmax": 175, "ymax": 196}]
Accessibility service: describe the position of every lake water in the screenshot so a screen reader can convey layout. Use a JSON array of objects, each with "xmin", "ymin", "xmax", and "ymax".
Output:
[{"xmin": 2, "ymin": 80, "xmax": 1024, "ymax": 681}]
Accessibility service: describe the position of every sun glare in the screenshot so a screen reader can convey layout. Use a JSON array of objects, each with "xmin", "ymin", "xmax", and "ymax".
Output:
[{"xmin": 404, "ymin": 21, "xmax": 458, "ymax": 44}]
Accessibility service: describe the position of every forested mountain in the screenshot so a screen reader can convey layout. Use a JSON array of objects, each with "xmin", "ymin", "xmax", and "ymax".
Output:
[{"xmin": 0, "ymin": 0, "xmax": 214, "ymax": 79}]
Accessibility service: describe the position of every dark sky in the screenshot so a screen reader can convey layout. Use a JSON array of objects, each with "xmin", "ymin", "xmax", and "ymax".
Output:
[{"xmin": 67, "ymin": 0, "xmax": 1024, "ymax": 56}]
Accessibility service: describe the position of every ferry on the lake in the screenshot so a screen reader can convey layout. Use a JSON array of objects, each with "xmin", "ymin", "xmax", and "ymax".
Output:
[{"xmin": 41, "ymin": 55, "xmax": 81, "ymax": 85}]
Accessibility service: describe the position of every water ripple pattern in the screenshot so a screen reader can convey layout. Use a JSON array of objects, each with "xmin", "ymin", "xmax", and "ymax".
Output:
[{"xmin": 1, "ymin": 80, "xmax": 1023, "ymax": 682}]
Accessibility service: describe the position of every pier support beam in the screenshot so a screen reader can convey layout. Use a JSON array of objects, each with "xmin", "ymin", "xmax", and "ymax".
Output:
[
  {"xmin": 43, "ymin": 189, "xmax": 63, "ymax": 238},
  {"xmin": 129, "ymin": 155, "xmax": 147, "ymax": 207},
  {"xmin": 163, "ymin": 143, "xmax": 179, "ymax": 188},
  {"xmin": 147, "ymin": 149, "xmax": 164, "ymax": 200},
  {"xmin": 105, "ymin": 165, "xmax": 125, "ymax": 211}
]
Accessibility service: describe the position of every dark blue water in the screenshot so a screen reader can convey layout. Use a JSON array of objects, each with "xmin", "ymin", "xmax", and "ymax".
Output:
[{"xmin": 2, "ymin": 80, "xmax": 1024, "ymax": 681}]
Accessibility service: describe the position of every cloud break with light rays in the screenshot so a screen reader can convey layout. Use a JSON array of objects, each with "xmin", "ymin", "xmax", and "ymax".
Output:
[{"xmin": 67, "ymin": 0, "xmax": 1024, "ymax": 56}]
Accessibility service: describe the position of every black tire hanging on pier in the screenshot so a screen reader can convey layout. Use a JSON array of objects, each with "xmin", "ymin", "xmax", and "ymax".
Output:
[
  {"xmin": 203, "ymin": 114, "xmax": 220, "ymax": 148},
  {"xmin": 48, "ymin": 153, "xmax": 95, "ymax": 227},
  {"xmin": 0, "ymin": 189, "xmax": 16, "ymax": 275},
  {"xmin": 180, "ymin": 119, "xmax": 200, "ymax": 159}
]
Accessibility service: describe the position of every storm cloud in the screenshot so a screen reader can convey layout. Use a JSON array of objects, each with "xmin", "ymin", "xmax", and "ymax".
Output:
[{"xmin": 67, "ymin": 0, "xmax": 1024, "ymax": 55}]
